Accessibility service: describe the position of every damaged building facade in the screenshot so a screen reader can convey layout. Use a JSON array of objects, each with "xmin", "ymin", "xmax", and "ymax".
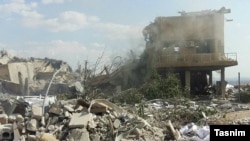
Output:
[
  {"xmin": 142, "ymin": 7, "xmax": 238, "ymax": 96},
  {"xmin": 0, "ymin": 53, "xmax": 73, "ymax": 96}
]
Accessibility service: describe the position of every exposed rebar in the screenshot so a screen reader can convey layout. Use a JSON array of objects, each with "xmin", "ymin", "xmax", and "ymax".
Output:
[{"xmin": 42, "ymin": 67, "xmax": 63, "ymax": 114}]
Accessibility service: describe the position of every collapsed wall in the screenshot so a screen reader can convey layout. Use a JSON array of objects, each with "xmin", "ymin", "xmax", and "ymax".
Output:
[{"xmin": 0, "ymin": 52, "xmax": 74, "ymax": 96}]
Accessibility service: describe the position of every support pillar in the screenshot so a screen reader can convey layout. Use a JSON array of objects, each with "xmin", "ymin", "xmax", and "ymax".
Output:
[
  {"xmin": 220, "ymin": 68, "xmax": 225, "ymax": 98},
  {"xmin": 209, "ymin": 71, "xmax": 213, "ymax": 85},
  {"xmin": 185, "ymin": 70, "xmax": 190, "ymax": 95}
]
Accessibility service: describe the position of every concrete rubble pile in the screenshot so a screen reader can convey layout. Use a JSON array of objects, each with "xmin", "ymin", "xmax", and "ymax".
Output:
[
  {"xmin": 137, "ymin": 99, "xmax": 215, "ymax": 127},
  {"xmin": 133, "ymin": 98, "xmax": 250, "ymax": 140},
  {"xmin": 0, "ymin": 92, "xmax": 250, "ymax": 140},
  {"xmin": 0, "ymin": 96, "xmax": 166, "ymax": 141}
]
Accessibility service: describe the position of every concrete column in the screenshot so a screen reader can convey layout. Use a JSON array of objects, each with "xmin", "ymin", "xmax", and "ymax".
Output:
[
  {"xmin": 24, "ymin": 77, "xmax": 30, "ymax": 96},
  {"xmin": 220, "ymin": 68, "xmax": 225, "ymax": 97},
  {"xmin": 209, "ymin": 71, "xmax": 213, "ymax": 85},
  {"xmin": 18, "ymin": 72, "xmax": 24, "ymax": 96},
  {"xmin": 185, "ymin": 70, "xmax": 191, "ymax": 95}
]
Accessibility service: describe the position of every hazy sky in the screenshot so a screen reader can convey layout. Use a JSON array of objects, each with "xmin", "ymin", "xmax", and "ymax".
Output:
[{"xmin": 0, "ymin": 0, "xmax": 249, "ymax": 80}]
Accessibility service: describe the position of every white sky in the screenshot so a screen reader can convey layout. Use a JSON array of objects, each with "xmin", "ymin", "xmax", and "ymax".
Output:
[{"xmin": 0, "ymin": 0, "xmax": 249, "ymax": 80}]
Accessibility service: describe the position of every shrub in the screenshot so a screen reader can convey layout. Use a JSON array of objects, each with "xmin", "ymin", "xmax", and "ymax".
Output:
[
  {"xmin": 142, "ymin": 70, "xmax": 183, "ymax": 100},
  {"xmin": 114, "ymin": 88, "xmax": 144, "ymax": 104},
  {"xmin": 239, "ymin": 91, "xmax": 250, "ymax": 103}
]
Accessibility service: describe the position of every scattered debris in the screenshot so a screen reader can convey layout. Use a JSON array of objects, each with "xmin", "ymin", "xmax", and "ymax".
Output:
[
  {"xmin": 0, "ymin": 6, "xmax": 246, "ymax": 141},
  {"xmin": 0, "ymin": 93, "xmax": 249, "ymax": 141}
]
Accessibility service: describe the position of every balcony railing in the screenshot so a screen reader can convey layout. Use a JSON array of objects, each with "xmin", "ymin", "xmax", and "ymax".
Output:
[{"xmin": 155, "ymin": 53, "xmax": 238, "ymax": 68}]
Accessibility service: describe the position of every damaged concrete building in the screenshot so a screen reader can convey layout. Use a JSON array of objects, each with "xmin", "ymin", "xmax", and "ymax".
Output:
[
  {"xmin": 0, "ymin": 52, "xmax": 73, "ymax": 96},
  {"xmin": 142, "ymin": 7, "xmax": 238, "ymax": 96},
  {"xmin": 0, "ymin": 62, "xmax": 34, "ymax": 95}
]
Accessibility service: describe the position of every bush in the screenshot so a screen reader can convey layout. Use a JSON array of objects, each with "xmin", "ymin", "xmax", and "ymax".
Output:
[
  {"xmin": 142, "ymin": 70, "xmax": 183, "ymax": 100},
  {"xmin": 239, "ymin": 92, "xmax": 250, "ymax": 103},
  {"xmin": 113, "ymin": 88, "xmax": 144, "ymax": 104},
  {"xmin": 123, "ymin": 91, "xmax": 143, "ymax": 104}
]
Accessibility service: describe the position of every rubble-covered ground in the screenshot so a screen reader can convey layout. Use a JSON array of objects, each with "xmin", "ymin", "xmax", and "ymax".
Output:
[
  {"xmin": 0, "ymin": 50, "xmax": 250, "ymax": 141},
  {"xmin": 1, "ymin": 90, "xmax": 250, "ymax": 141}
]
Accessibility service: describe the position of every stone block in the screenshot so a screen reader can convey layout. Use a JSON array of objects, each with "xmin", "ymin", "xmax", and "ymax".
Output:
[
  {"xmin": 63, "ymin": 105, "xmax": 74, "ymax": 112},
  {"xmin": 31, "ymin": 104, "xmax": 42, "ymax": 120},
  {"xmin": 49, "ymin": 104, "xmax": 62, "ymax": 115},
  {"xmin": 68, "ymin": 128, "xmax": 90, "ymax": 141},
  {"xmin": 69, "ymin": 112, "xmax": 92, "ymax": 128},
  {"xmin": 26, "ymin": 119, "xmax": 38, "ymax": 132},
  {"xmin": 0, "ymin": 114, "xmax": 8, "ymax": 124}
]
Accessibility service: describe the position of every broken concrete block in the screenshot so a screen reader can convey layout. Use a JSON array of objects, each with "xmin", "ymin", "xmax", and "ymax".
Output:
[
  {"xmin": 22, "ymin": 126, "xmax": 26, "ymax": 134},
  {"xmin": 96, "ymin": 122, "xmax": 103, "ymax": 128},
  {"xmin": 68, "ymin": 128, "xmax": 90, "ymax": 141},
  {"xmin": 39, "ymin": 127, "xmax": 46, "ymax": 132},
  {"xmin": 16, "ymin": 122, "xmax": 25, "ymax": 133},
  {"xmin": 41, "ymin": 116, "xmax": 45, "ymax": 126},
  {"xmin": 89, "ymin": 99, "xmax": 124, "ymax": 116},
  {"xmin": 48, "ymin": 125, "xmax": 55, "ymax": 131},
  {"xmin": 16, "ymin": 114, "xmax": 24, "ymax": 123},
  {"xmin": 64, "ymin": 105, "xmax": 75, "ymax": 112},
  {"xmin": 113, "ymin": 119, "xmax": 121, "ymax": 129},
  {"xmin": 37, "ymin": 133, "xmax": 59, "ymax": 141},
  {"xmin": 13, "ymin": 122, "xmax": 21, "ymax": 141},
  {"xmin": 27, "ymin": 134, "xmax": 37, "ymax": 141},
  {"xmin": 8, "ymin": 114, "xmax": 17, "ymax": 123},
  {"xmin": 88, "ymin": 118, "xmax": 97, "ymax": 129},
  {"xmin": 26, "ymin": 118, "xmax": 38, "ymax": 132},
  {"xmin": 50, "ymin": 116, "xmax": 59, "ymax": 125},
  {"xmin": 49, "ymin": 104, "xmax": 62, "ymax": 115},
  {"xmin": 75, "ymin": 105, "xmax": 84, "ymax": 112},
  {"xmin": 0, "ymin": 114, "xmax": 8, "ymax": 124},
  {"xmin": 44, "ymin": 113, "xmax": 49, "ymax": 120},
  {"xmin": 64, "ymin": 111, "xmax": 70, "ymax": 117},
  {"xmin": 90, "ymin": 107, "xmax": 108, "ymax": 114},
  {"xmin": 69, "ymin": 112, "xmax": 92, "ymax": 128},
  {"xmin": 134, "ymin": 116, "xmax": 151, "ymax": 129},
  {"xmin": 90, "ymin": 134, "xmax": 100, "ymax": 141},
  {"xmin": 31, "ymin": 104, "xmax": 42, "ymax": 120}
]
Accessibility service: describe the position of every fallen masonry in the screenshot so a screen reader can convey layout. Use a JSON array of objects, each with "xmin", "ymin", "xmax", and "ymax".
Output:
[
  {"xmin": 0, "ymin": 96, "xmax": 167, "ymax": 141},
  {"xmin": 0, "ymin": 94, "xmax": 249, "ymax": 141}
]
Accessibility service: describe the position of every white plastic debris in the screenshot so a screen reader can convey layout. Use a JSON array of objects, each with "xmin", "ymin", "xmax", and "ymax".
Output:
[
  {"xmin": 196, "ymin": 126, "xmax": 209, "ymax": 139},
  {"xmin": 179, "ymin": 123, "xmax": 210, "ymax": 141}
]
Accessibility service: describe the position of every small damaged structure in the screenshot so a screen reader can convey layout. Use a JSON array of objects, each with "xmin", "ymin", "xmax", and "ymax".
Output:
[
  {"xmin": 0, "ymin": 62, "xmax": 34, "ymax": 94},
  {"xmin": 0, "ymin": 51, "xmax": 73, "ymax": 96},
  {"xmin": 142, "ymin": 7, "xmax": 238, "ymax": 96}
]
